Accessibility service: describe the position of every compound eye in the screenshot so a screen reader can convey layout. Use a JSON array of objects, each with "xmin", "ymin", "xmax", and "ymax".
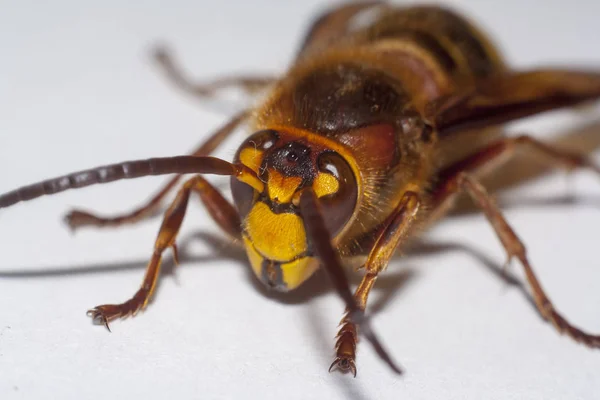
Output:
[
  {"xmin": 246, "ymin": 129, "xmax": 279, "ymax": 151},
  {"xmin": 314, "ymin": 152, "xmax": 357, "ymax": 236},
  {"xmin": 232, "ymin": 130, "xmax": 279, "ymax": 217},
  {"xmin": 236, "ymin": 129, "xmax": 279, "ymax": 174}
]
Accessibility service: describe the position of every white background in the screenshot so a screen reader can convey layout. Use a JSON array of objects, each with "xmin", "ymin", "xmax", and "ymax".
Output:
[{"xmin": 1, "ymin": 1, "xmax": 600, "ymax": 399}]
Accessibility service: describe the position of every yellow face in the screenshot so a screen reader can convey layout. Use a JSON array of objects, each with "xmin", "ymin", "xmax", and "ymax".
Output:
[
  {"xmin": 243, "ymin": 202, "xmax": 319, "ymax": 291},
  {"xmin": 231, "ymin": 128, "xmax": 358, "ymax": 292}
]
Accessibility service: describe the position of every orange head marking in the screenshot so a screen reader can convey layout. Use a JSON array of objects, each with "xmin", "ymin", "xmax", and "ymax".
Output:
[{"xmin": 230, "ymin": 128, "xmax": 358, "ymax": 291}]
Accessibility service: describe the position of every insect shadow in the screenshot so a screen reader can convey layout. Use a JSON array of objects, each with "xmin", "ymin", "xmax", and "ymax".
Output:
[
  {"xmin": 1, "ymin": 120, "xmax": 599, "ymax": 392},
  {"xmin": 2, "ymin": 119, "xmax": 600, "ymax": 317},
  {"xmin": 0, "ymin": 230, "xmax": 545, "ymax": 318},
  {"xmin": 0, "ymin": 154, "xmax": 597, "ymax": 399}
]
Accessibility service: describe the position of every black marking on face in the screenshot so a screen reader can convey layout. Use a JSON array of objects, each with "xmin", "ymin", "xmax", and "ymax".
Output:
[
  {"xmin": 258, "ymin": 193, "xmax": 299, "ymax": 215},
  {"xmin": 262, "ymin": 141, "xmax": 316, "ymax": 179},
  {"xmin": 260, "ymin": 259, "xmax": 287, "ymax": 291}
]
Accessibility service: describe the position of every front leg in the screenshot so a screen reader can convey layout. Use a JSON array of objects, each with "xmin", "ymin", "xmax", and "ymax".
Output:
[
  {"xmin": 330, "ymin": 191, "xmax": 421, "ymax": 376},
  {"xmin": 88, "ymin": 175, "xmax": 241, "ymax": 329},
  {"xmin": 299, "ymin": 189, "xmax": 404, "ymax": 375}
]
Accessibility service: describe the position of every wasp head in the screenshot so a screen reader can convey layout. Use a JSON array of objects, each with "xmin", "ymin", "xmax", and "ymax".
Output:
[{"xmin": 231, "ymin": 128, "xmax": 358, "ymax": 291}]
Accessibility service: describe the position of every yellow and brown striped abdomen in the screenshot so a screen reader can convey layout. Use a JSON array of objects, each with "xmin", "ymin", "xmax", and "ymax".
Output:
[{"xmin": 359, "ymin": 6, "xmax": 506, "ymax": 83}]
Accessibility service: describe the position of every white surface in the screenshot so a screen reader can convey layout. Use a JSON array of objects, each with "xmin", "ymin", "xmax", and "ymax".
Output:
[{"xmin": 1, "ymin": 1, "xmax": 600, "ymax": 399}]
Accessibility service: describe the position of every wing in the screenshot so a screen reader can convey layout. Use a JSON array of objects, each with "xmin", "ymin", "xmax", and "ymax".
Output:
[{"xmin": 429, "ymin": 69, "xmax": 600, "ymax": 136}]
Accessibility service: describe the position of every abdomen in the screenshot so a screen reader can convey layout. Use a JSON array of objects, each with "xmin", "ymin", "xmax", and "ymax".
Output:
[{"xmin": 352, "ymin": 5, "xmax": 509, "ymax": 166}]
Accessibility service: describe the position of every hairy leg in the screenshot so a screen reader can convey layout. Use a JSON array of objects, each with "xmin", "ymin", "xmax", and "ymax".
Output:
[
  {"xmin": 88, "ymin": 175, "xmax": 241, "ymax": 329},
  {"xmin": 431, "ymin": 136, "xmax": 600, "ymax": 347},
  {"xmin": 299, "ymin": 188, "xmax": 405, "ymax": 375},
  {"xmin": 153, "ymin": 46, "xmax": 275, "ymax": 98},
  {"xmin": 330, "ymin": 191, "xmax": 421, "ymax": 376}
]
